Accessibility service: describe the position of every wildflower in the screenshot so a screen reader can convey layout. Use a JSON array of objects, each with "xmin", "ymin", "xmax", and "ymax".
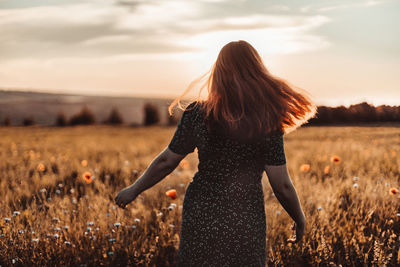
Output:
[
  {"xmin": 13, "ymin": 211, "xmax": 20, "ymax": 217},
  {"xmin": 87, "ymin": 227, "xmax": 92, "ymax": 232},
  {"xmin": 353, "ymin": 176, "xmax": 359, "ymax": 181},
  {"xmin": 353, "ymin": 183, "xmax": 359, "ymax": 188},
  {"xmin": 53, "ymin": 227, "xmax": 61, "ymax": 231},
  {"xmin": 179, "ymin": 159, "xmax": 190, "ymax": 169},
  {"xmin": 108, "ymin": 238, "xmax": 116, "ymax": 242},
  {"xmin": 87, "ymin": 222, "xmax": 94, "ymax": 226},
  {"xmin": 18, "ymin": 230, "xmax": 24, "ymax": 234},
  {"xmin": 323, "ymin": 165, "xmax": 330, "ymax": 174},
  {"xmin": 64, "ymin": 226, "xmax": 69, "ymax": 230},
  {"xmin": 52, "ymin": 217, "xmax": 60, "ymax": 223},
  {"xmin": 157, "ymin": 212, "xmax": 163, "ymax": 216},
  {"xmin": 166, "ymin": 189, "xmax": 177, "ymax": 200},
  {"xmin": 32, "ymin": 238, "xmax": 39, "ymax": 242},
  {"xmin": 276, "ymin": 211, "xmax": 281, "ymax": 215},
  {"xmin": 385, "ymin": 182, "xmax": 390, "ymax": 187},
  {"xmin": 179, "ymin": 183, "xmax": 186, "ymax": 188},
  {"xmin": 169, "ymin": 224, "xmax": 175, "ymax": 228},
  {"xmin": 53, "ymin": 233, "xmax": 59, "ymax": 238},
  {"xmin": 134, "ymin": 218, "xmax": 140, "ymax": 223},
  {"xmin": 396, "ymin": 213, "xmax": 400, "ymax": 217},
  {"xmin": 55, "ymin": 190, "xmax": 61, "ymax": 195},
  {"xmin": 64, "ymin": 241, "xmax": 71, "ymax": 245},
  {"xmin": 70, "ymin": 188, "xmax": 75, "ymax": 194},
  {"xmin": 82, "ymin": 172, "xmax": 93, "ymax": 184},
  {"xmin": 390, "ymin": 188, "xmax": 399, "ymax": 195},
  {"xmin": 168, "ymin": 203, "xmax": 177, "ymax": 211},
  {"xmin": 81, "ymin": 160, "xmax": 88, "ymax": 167},
  {"xmin": 330, "ymin": 155, "xmax": 341, "ymax": 163},
  {"xmin": 39, "ymin": 188, "xmax": 47, "ymax": 194},
  {"xmin": 95, "ymin": 227, "xmax": 100, "ymax": 231},
  {"xmin": 37, "ymin": 163, "xmax": 45, "ymax": 172},
  {"xmin": 114, "ymin": 222, "xmax": 121, "ymax": 227},
  {"xmin": 317, "ymin": 206, "xmax": 323, "ymax": 211},
  {"xmin": 58, "ymin": 183, "xmax": 64, "ymax": 188},
  {"xmin": 72, "ymin": 198, "xmax": 77, "ymax": 204},
  {"xmin": 300, "ymin": 164, "xmax": 310, "ymax": 173},
  {"xmin": 132, "ymin": 225, "xmax": 137, "ymax": 229},
  {"xmin": 108, "ymin": 251, "xmax": 114, "ymax": 256}
]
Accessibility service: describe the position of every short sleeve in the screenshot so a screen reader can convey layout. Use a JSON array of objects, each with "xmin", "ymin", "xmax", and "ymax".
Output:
[
  {"xmin": 263, "ymin": 133, "xmax": 286, "ymax": 166},
  {"xmin": 168, "ymin": 102, "xmax": 197, "ymax": 156}
]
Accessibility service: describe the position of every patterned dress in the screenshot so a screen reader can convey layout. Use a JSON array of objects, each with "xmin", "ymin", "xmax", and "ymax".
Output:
[{"xmin": 168, "ymin": 101, "xmax": 286, "ymax": 267}]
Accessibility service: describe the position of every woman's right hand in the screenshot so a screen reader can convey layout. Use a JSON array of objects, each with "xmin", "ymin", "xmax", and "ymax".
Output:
[{"xmin": 287, "ymin": 220, "xmax": 305, "ymax": 243}]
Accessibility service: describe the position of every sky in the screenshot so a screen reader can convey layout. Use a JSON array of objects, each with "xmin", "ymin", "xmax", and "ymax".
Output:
[{"xmin": 0, "ymin": 0, "xmax": 399, "ymax": 107}]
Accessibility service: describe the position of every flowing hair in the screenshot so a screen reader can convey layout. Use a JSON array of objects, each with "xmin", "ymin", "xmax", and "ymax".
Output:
[{"xmin": 168, "ymin": 40, "xmax": 317, "ymax": 139}]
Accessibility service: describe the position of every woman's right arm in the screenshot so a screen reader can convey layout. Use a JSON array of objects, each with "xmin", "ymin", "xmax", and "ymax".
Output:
[{"xmin": 264, "ymin": 164, "xmax": 306, "ymax": 242}]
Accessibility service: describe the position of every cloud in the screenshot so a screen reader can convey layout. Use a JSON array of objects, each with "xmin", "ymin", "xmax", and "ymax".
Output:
[
  {"xmin": 317, "ymin": 0, "xmax": 391, "ymax": 12},
  {"xmin": 0, "ymin": 0, "xmax": 332, "ymax": 61}
]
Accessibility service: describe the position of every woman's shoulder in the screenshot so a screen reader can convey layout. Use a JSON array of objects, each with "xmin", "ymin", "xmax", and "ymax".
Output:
[
  {"xmin": 184, "ymin": 101, "xmax": 204, "ymax": 117},
  {"xmin": 185, "ymin": 100, "xmax": 202, "ymax": 110}
]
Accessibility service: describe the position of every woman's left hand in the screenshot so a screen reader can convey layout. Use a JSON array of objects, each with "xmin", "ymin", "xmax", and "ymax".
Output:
[{"xmin": 114, "ymin": 186, "xmax": 138, "ymax": 209}]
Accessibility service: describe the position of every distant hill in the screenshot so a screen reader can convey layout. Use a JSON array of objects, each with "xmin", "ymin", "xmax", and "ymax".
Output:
[{"xmin": 0, "ymin": 90, "xmax": 183, "ymax": 126}]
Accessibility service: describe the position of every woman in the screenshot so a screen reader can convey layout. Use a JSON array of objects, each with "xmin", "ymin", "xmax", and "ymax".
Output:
[{"xmin": 115, "ymin": 40, "xmax": 317, "ymax": 266}]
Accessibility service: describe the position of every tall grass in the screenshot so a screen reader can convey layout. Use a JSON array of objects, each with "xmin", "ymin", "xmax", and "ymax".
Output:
[{"xmin": 0, "ymin": 125, "xmax": 399, "ymax": 266}]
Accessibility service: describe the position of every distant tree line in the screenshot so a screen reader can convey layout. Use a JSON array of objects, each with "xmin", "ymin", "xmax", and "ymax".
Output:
[
  {"xmin": 307, "ymin": 102, "xmax": 400, "ymax": 125},
  {"xmin": 1, "ymin": 102, "xmax": 181, "ymax": 127},
  {"xmin": 3, "ymin": 101, "xmax": 398, "ymax": 127},
  {"xmin": 56, "ymin": 106, "xmax": 125, "ymax": 126}
]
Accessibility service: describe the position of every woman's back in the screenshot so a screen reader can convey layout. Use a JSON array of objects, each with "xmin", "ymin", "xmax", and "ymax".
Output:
[
  {"xmin": 169, "ymin": 101, "xmax": 287, "ymax": 266},
  {"xmin": 169, "ymin": 101, "xmax": 286, "ymax": 183}
]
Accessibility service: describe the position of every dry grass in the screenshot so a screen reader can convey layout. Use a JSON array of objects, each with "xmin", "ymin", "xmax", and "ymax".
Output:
[{"xmin": 0, "ymin": 125, "xmax": 399, "ymax": 266}]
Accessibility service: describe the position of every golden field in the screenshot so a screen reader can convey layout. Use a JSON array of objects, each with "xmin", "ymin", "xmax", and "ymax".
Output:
[{"xmin": 0, "ymin": 125, "xmax": 399, "ymax": 266}]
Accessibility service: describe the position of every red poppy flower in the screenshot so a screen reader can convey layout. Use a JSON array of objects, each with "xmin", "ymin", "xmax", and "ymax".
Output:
[{"xmin": 166, "ymin": 189, "xmax": 177, "ymax": 200}]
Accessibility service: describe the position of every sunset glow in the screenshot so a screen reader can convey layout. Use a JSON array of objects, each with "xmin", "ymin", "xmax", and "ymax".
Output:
[{"xmin": 0, "ymin": 0, "xmax": 399, "ymax": 106}]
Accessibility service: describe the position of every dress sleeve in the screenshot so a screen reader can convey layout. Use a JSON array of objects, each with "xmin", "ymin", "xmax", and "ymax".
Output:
[
  {"xmin": 167, "ymin": 102, "xmax": 197, "ymax": 156},
  {"xmin": 263, "ymin": 133, "xmax": 286, "ymax": 166}
]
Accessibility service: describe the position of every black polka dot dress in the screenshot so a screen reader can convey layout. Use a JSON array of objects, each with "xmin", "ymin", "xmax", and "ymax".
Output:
[{"xmin": 168, "ymin": 101, "xmax": 286, "ymax": 267}]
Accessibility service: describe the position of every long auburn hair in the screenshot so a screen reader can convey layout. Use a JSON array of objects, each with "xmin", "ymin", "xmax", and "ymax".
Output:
[{"xmin": 168, "ymin": 40, "xmax": 317, "ymax": 140}]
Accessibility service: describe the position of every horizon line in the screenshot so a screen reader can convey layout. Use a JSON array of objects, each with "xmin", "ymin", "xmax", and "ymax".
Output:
[{"xmin": 1, "ymin": 87, "xmax": 399, "ymax": 108}]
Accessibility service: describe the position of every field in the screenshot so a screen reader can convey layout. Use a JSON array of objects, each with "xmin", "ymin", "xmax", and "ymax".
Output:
[{"xmin": 0, "ymin": 125, "xmax": 400, "ymax": 266}]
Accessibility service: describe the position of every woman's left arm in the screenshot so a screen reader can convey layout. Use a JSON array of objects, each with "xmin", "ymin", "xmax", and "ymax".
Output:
[{"xmin": 114, "ymin": 147, "xmax": 186, "ymax": 208}]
